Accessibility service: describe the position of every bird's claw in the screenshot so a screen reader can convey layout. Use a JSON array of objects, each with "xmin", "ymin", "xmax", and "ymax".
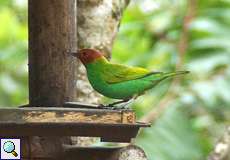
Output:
[
  {"xmin": 113, "ymin": 104, "xmax": 130, "ymax": 110},
  {"xmin": 97, "ymin": 103, "xmax": 130, "ymax": 110},
  {"xmin": 97, "ymin": 104, "xmax": 115, "ymax": 110}
]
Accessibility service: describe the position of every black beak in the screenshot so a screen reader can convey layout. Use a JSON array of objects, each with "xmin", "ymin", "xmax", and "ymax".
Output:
[{"xmin": 70, "ymin": 52, "xmax": 79, "ymax": 57}]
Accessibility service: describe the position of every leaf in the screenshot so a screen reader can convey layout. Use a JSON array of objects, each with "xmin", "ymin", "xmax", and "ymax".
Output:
[
  {"xmin": 190, "ymin": 37, "xmax": 230, "ymax": 51},
  {"xmin": 190, "ymin": 18, "xmax": 230, "ymax": 36},
  {"xmin": 136, "ymin": 106, "xmax": 203, "ymax": 160},
  {"xmin": 186, "ymin": 52, "xmax": 230, "ymax": 73}
]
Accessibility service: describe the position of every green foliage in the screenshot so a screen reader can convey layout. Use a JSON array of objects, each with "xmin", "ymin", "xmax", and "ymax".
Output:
[
  {"xmin": 112, "ymin": 0, "xmax": 230, "ymax": 159},
  {"xmin": 137, "ymin": 105, "xmax": 203, "ymax": 160},
  {"xmin": 0, "ymin": 0, "xmax": 229, "ymax": 159},
  {"xmin": 0, "ymin": 0, "xmax": 28, "ymax": 107}
]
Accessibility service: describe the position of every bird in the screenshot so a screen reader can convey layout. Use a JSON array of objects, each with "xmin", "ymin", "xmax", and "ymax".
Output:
[{"xmin": 71, "ymin": 49, "xmax": 189, "ymax": 109}]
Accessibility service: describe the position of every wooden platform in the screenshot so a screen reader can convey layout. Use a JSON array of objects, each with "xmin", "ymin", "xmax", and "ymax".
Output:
[
  {"xmin": 0, "ymin": 107, "xmax": 135, "ymax": 124},
  {"xmin": 0, "ymin": 105, "xmax": 150, "ymax": 142}
]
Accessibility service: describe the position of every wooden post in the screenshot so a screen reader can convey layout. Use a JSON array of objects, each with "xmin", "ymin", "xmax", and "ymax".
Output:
[
  {"xmin": 27, "ymin": 0, "xmax": 77, "ymax": 158},
  {"xmin": 29, "ymin": 0, "xmax": 77, "ymax": 107}
]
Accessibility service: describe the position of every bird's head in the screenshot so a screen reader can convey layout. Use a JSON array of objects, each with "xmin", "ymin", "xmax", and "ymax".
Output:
[{"xmin": 71, "ymin": 49, "xmax": 103, "ymax": 65}]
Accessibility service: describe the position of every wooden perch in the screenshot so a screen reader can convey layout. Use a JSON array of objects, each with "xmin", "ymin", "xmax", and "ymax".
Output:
[
  {"xmin": 0, "ymin": 107, "xmax": 135, "ymax": 124},
  {"xmin": 0, "ymin": 107, "xmax": 149, "ymax": 142}
]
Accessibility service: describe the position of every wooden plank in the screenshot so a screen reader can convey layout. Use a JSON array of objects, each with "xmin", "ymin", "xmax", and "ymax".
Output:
[
  {"xmin": 0, "ymin": 107, "xmax": 135, "ymax": 124},
  {"xmin": 0, "ymin": 107, "xmax": 147, "ymax": 142},
  {"xmin": 0, "ymin": 122, "xmax": 150, "ymax": 142},
  {"xmin": 122, "ymin": 110, "xmax": 136, "ymax": 123}
]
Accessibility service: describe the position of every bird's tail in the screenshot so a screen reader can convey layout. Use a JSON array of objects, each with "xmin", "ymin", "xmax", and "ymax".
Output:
[{"xmin": 163, "ymin": 70, "xmax": 190, "ymax": 78}]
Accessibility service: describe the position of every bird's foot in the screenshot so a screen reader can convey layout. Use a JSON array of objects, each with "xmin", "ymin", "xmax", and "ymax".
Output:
[
  {"xmin": 97, "ymin": 99, "xmax": 134, "ymax": 110},
  {"xmin": 106, "ymin": 104, "xmax": 121, "ymax": 110},
  {"xmin": 97, "ymin": 103, "xmax": 128, "ymax": 110},
  {"xmin": 113, "ymin": 98, "xmax": 135, "ymax": 110},
  {"xmin": 112, "ymin": 103, "xmax": 130, "ymax": 110},
  {"xmin": 103, "ymin": 103, "xmax": 130, "ymax": 110},
  {"xmin": 97, "ymin": 104, "xmax": 115, "ymax": 110}
]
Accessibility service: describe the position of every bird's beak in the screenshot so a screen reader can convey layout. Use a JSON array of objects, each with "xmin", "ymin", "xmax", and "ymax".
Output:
[{"xmin": 70, "ymin": 52, "xmax": 79, "ymax": 58}]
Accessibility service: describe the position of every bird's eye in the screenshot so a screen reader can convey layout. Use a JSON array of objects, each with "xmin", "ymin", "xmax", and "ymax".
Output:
[{"xmin": 83, "ymin": 52, "xmax": 89, "ymax": 58}]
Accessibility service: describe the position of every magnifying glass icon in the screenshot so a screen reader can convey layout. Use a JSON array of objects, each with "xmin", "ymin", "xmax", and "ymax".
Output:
[{"xmin": 3, "ymin": 141, "xmax": 18, "ymax": 157}]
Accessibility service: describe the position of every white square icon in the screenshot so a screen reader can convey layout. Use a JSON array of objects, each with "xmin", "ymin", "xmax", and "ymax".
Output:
[{"xmin": 1, "ymin": 139, "xmax": 20, "ymax": 159}]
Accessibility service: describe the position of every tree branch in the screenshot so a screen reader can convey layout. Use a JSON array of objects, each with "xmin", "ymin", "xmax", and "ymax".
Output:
[
  {"xmin": 208, "ymin": 126, "xmax": 230, "ymax": 160},
  {"xmin": 76, "ymin": 0, "xmax": 130, "ymax": 105},
  {"xmin": 72, "ymin": 0, "xmax": 130, "ymax": 146}
]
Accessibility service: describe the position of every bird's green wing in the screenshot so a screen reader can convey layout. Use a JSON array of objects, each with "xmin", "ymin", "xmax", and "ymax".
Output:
[{"xmin": 101, "ymin": 63, "xmax": 152, "ymax": 84}]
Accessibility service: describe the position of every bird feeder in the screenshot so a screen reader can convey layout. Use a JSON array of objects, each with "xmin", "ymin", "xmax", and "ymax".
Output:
[
  {"xmin": 0, "ymin": 103, "xmax": 149, "ymax": 143},
  {"xmin": 0, "ymin": 0, "xmax": 150, "ymax": 159}
]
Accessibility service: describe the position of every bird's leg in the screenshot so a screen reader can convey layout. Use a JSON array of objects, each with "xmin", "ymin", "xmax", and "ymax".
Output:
[
  {"xmin": 113, "ymin": 99, "xmax": 134, "ymax": 109},
  {"xmin": 97, "ymin": 104, "xmax": 112, "ymax": 109},
  {"xmin": 112, "ymin": 95, "xmax": 139, "ymax": 109},
  {"xmin": 107, "ymin": 99, "xmax": 130, "ymax": 107},
  {"xmin": 98, "ymin": 95, "xmax": 139, "ymax": 110},
  {"xmin": 97, "ymin": 101, "xmax": 128, "ymax": 110}
]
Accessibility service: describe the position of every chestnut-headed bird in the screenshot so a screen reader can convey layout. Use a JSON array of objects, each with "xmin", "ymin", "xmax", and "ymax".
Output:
[{"xmin": 71, "ymin": 49, "xmax": 189, "ymax": 108}]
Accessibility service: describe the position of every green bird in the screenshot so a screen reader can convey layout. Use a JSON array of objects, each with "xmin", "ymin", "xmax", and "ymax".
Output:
[{"xmin": 72, "ymin": 49, "xmax": 189, "ymax": 108}]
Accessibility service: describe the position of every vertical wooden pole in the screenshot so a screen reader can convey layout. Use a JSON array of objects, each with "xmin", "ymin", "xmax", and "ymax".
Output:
[
  {"xmin": 29, "ymin": 0, "xmax": 77, "ymax": 107},
  {"xmin": 27, "ymin": 0, "xmax": 77, "ymax": 158}
]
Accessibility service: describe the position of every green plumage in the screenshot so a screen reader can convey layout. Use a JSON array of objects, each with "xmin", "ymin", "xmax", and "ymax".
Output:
[{"xmin": 85, "ymin": 57, "xmax": 188, "ymax": 100}]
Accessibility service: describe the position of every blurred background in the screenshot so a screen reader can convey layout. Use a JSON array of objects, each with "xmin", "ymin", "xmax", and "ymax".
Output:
[{"xmin": 0, "ymin": 0, "xmax": 230, "ymax": 159}]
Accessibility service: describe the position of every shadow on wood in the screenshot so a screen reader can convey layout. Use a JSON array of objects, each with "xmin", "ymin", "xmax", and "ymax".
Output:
[{"xmin": 59, "ymin": 145, "xmax": 147, "ymax": 160}]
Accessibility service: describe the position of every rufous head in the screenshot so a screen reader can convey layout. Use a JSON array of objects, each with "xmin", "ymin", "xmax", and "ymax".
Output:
[{"xmin": 71, "ymin": 49, "xmax": 103, "ymax": 65}]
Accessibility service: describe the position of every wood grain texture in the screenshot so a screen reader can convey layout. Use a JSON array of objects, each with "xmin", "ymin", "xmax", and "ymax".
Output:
[
  {"xmin": 0, "ymin": 107, "xmax": 135, "ymax": 124},
  {"xmin": 29, "ymin": 0, "xmax": 78, "ymax": 106},
  {"xmin": 28, "ymin": 0, "xmax": 77, "ymax": 158},
  {"xmin": 0, "ymin": 122, "xmax": 149, "ymax": 137},
  {"xmin": 122, "ymin": 110, "xmax": 136, "ymax": 123}
]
